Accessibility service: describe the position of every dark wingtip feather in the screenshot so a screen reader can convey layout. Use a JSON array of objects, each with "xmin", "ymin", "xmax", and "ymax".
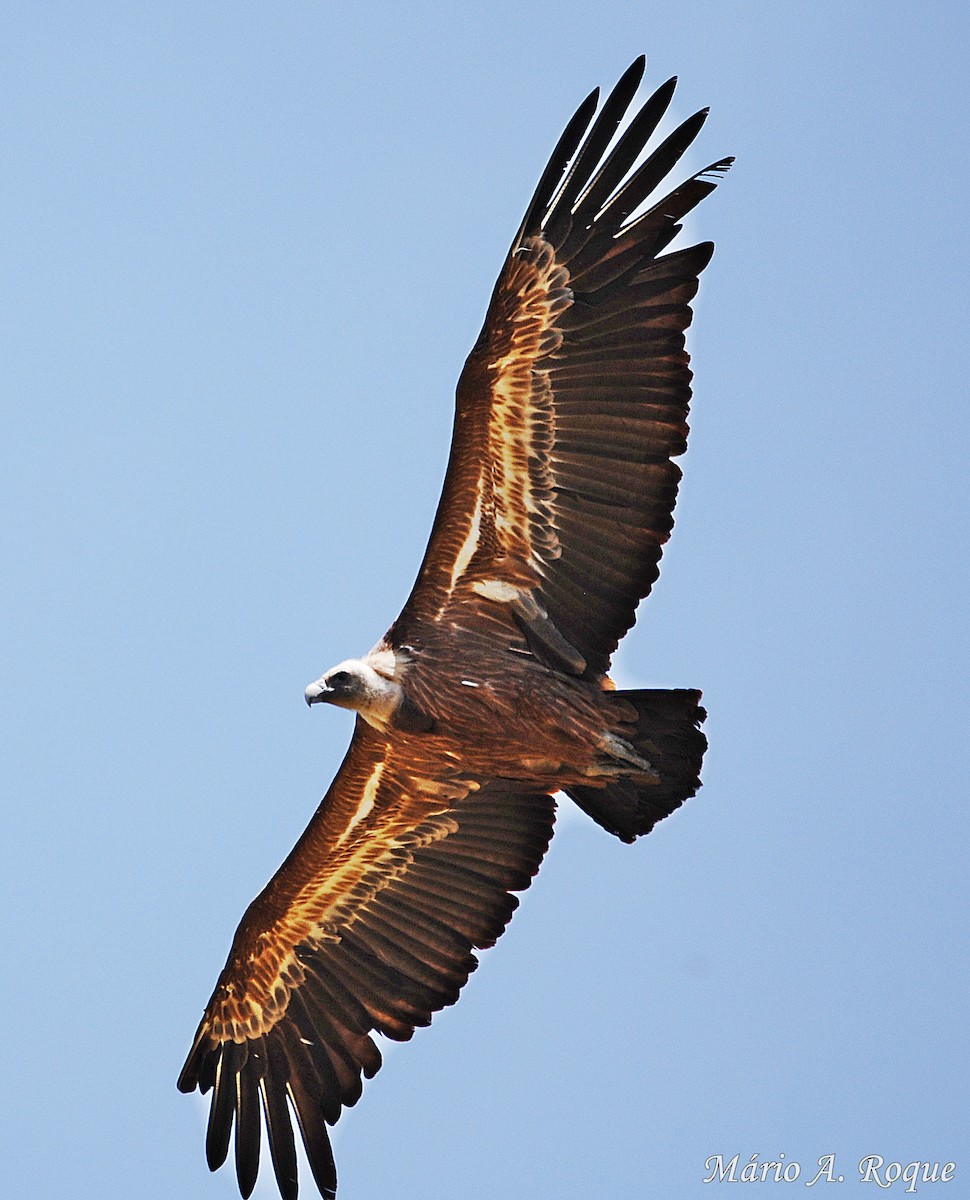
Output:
[
  {"xmin": 205, "ymin": 1050, "xmax": 235, "ymax": 1171},
  {"xmin": 288, "ymin": 1072, "xmax": 339, "ymax": 1200},
  {"xmin": 177, "ymin": 1025, "xmax": 209, "ymax": 1093},
  {"xmin": 593, "ymin": 108, "xmax": 711, "ymax": 233},
  {"xmin": 693, "ymin": 241, "xmax": 716, "ymax": 271},
  {"xmin": 561, "ymin": 75, "xmax": 680, "ymax": 241},
  {"xmin": 235, "ymin": 1068, "xmax": 262, "ymax": 1199},
  {"xmin": 703, "ymin": 155, "xmax": 735, "ymax": 177},
  {"xmin": 543, "ymin": 58, "xmax": 653, "ymax": 245},
  {"xmin": 514, "ymin": 87, "xmax": 600, "ymax": 245},
  {"xmin": 616, "ymin": 54, "xmax": 647, "ymax": 98},
  {"xmin": 260, "ymin": 1073, "xmax": 299, "ymax": 1200}
]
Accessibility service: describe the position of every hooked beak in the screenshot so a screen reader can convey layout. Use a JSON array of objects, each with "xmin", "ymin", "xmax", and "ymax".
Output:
[{"xmin": 304, "ymin": 679, "xmax": 334, "ymax": 707}]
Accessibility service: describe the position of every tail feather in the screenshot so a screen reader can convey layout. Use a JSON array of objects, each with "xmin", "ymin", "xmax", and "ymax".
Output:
[{"xmin": 566, "ymin": 688, "xmax": 707, "ymax": 843}]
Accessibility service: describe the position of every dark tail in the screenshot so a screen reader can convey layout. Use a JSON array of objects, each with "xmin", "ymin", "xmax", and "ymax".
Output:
[{"xmin": 566, "ymin": 689, "xmax": 707, "ymax": 843}]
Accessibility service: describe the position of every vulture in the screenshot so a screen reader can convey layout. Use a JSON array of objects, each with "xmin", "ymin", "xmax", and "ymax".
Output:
[{"xmin": 179, "ymin": 55, "xmax": 731, "ymax": 1200}]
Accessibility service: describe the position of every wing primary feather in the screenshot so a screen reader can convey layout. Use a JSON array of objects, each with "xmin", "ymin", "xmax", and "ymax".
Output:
[
  {"xmin": 595, "ymin": 109, "xmax": 710, "ymax": 229},
  {"xmin": 260, "ymin": 1043, "xmax": 300, "ymax": 1200},
  {"xmin": 177, "ymin": 1024, "xmax": 211, "ymax": 1094},
  {"xmin": 286, "ymin": 1071, "xmax": 338, "ymax": 1200},
  {"xmin": 541, "ymin": 56, "xmax": 646, "ymax": 245},
  {"xmin": 564, "ymin": 76, "xmax": 678, "ymax": 230},
  {"xmin": 234, "ymin": 1066, "xmax": 262, "ymax": 1199},
  {"xmin": 280, "ymin": 993, "xmax": 345, "ymax": 1121},
  {"xmin": 289, "ymin": 981, "xmax": 381, "ymax": 1107},
  {"xmin": 512, "ymin": 87, "xmax": 600, "ymax": 246},
  {"xmin": 629, "ymin": 174, "xmax": 717, "ymax": 233},
  {"xmin": 566, "ymin": 226, "xmax": 712, "ymax": 299},
  {"xmin": 205, "ymin": 1045, "xmax": 236, "ymax": 1171},
  {"xmin": 613, "ymin": 159, "xmax": 733, "ymax": 251},
  {"xmin": 291, "ymin": 987, "xmax": 361, "ymax": 1074},
  {"xmin": 198, "ymin": 1042, "xmax": 218, "ymax": 1095}
]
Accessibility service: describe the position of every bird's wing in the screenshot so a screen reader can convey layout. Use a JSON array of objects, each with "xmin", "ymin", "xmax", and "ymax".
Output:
[
  {"xmin": 389, "ymin": 56, "xmax": 731, "ymax": 678},
  {"xmin": 178, "ymin": 718, "xmax": 555, "ymax": 1200}
]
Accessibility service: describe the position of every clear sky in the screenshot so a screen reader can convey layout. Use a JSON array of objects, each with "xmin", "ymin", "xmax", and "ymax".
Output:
[{"xmin": 4, "ymin": 3, "xmax": 968, "ymax": 1198}]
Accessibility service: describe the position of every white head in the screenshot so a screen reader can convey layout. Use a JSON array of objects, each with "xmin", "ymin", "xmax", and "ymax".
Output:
[{"xmin": 304, "ymin": 658, "xmax": 402, "ymax": 728}]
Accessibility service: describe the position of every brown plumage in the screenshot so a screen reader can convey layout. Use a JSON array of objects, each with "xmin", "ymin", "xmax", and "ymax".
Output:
[{"xmin": 179, "ymin": 55, "xmax": 730, "ymax": 1200}]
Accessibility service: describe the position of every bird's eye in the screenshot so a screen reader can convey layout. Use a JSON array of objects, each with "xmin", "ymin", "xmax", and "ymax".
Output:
[{"xmin": 329, "ymin": 671, "xmax": 352, "ymax": 687}]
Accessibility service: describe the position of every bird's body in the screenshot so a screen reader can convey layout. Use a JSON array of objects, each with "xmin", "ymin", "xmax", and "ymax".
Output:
[
  {"xmin": 179, "ymin": 55, "xmax": 730, "ymax": 1200},
  {"xmin": 314, "ymin": 640, "xmax": 653, "ymax": 783}
]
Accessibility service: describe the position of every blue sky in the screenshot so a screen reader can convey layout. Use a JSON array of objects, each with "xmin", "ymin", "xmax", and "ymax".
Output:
[{"xmin": 4, "ymin": 3, "xmax": 968, "ymax": 1198}]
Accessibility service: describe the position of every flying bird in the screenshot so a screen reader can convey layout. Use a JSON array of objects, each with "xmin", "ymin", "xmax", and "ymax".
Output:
[{"xmin": 179, "ymin": 55, "xmax": 730, "ymax": 1200}]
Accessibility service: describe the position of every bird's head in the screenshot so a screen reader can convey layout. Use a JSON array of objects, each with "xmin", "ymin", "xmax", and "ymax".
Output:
[
  {"xmin": 304, "ymin": 659, "xmax": 375, "ymax": 710},
  {"xmin": 305, "ymin": 650, "xmax": 433, "ymax": 734}
]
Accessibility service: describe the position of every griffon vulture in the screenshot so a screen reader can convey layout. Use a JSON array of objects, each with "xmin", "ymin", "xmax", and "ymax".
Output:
[{"xmin": 179, "ymin": 55, "xmax": 730, "ymax": 1200}]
